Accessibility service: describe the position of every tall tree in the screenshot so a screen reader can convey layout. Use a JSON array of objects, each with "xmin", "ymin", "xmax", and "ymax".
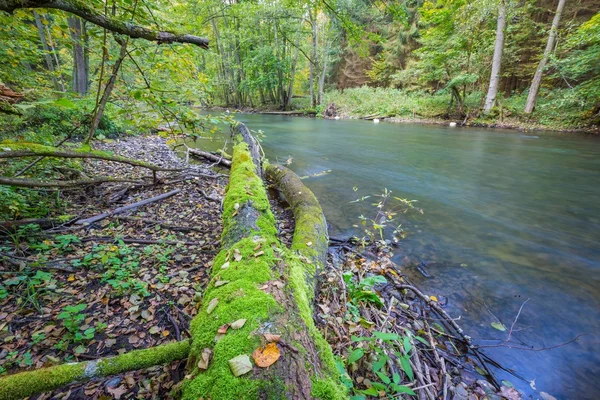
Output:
[
  {"xmin": 67, "ymin": 16, "xmax": 88, "ymax": 95},
  {"xmin": 524, "ymin": 0, "xmax": 568, "ymax": 113},
  {"xmin": 483, "ymin": 0, "xmax": 507, "ymax": 112},
  {"xmin": 32, "ymin": 11, "xmax": 64, "ymax": 91}
]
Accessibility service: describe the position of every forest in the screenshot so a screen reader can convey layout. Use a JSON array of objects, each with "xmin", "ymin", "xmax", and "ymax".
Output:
[{"xmin": 0, "ymin": 0, "xmax": 598, "ymax": 399}]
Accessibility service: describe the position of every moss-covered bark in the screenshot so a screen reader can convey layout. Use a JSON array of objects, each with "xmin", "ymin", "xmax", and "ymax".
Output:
[
  {"xmin": 0, "ymin": 340, "xmax": 190, "ymax": 400},
  {"xmin": 180, "ymin": 131, "xmax": 345, "ymax": 399}
]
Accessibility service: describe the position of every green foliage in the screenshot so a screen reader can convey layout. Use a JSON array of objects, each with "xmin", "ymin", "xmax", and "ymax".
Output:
[{"xmin": 1, "ymin": 270, "xmax": 55, "ymax": 313}]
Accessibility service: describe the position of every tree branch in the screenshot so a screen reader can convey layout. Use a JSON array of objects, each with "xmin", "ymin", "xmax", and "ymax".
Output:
[
  {"xmin": 0, "ymin": 176, "xmax": 143, "ymax": 188},
  {"xmin": 0, "ymin": 143, "xmax": 184, "ymax": 172},
  {"xmin": 0, "ymin": 340, "xmax": 190, "ymax": 400},
  {"xmin": 0, "ymin": 0, "xmax": 208, "ymax": 48}
]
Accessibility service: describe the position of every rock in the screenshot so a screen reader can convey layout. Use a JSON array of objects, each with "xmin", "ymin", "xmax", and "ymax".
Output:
[
  {"xmin": 452, "ymin": 384, "xmax": 468, "ymax": 400},
  {"xmin": 323, "ymin": 103, "xmax": 337, "ymax": 118},
  {"xmin": 449, "ymin": 122, "xmax": 457, "ymax": 127},
  {"xmin": 477, "ymin": 380, "xmax": 496, "ymax": 395}
]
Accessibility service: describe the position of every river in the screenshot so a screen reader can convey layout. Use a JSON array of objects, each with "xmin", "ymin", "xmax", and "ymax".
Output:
[{"xmin": 188, "ymin": 113, "xmax": 600, "ymax": 399}]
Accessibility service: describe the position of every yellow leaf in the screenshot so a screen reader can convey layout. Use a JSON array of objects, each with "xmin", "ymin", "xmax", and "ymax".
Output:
[
  {"xmin": 67, "ymin": 275, "xmax": 75, "ymax": 281},
  {"xmin": 162, "ymin": 330, "xmax": 170, "ymax": 337},
  {"xmin": 252, "ymin": 342, "xmax": 281, "ymax": 368},
  {"xmin": 429, "ymin": 296, "xmax": 438, "ymax": 302}
]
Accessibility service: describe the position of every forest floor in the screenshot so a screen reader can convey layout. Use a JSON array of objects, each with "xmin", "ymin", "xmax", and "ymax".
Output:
[{"xmin": 0, "ymin": 135, "xmax": 521, "ymax": 399}]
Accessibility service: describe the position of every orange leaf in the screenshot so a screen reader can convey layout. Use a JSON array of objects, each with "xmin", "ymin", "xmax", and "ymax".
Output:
[
  {"xmin": 218, "ymin": 324, "xmax": 230, "ymax": 334},
  {"xmin": 252, "ymin": 343, "xmax": 281, "ymax": 368},
  {"xmin": 263, "ymin": 333, "xmax": 281, "ymax": 343}
]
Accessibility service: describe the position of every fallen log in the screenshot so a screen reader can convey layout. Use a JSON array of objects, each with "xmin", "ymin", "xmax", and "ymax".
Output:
[
  {"xmin": 0, "ymin": 176, "xmax": 143, "ymax": 188},
  {"xmin": 0, "ymin": 340, "xmax": 190, "ymax": 400},
  {"xmin": 75, "ymin": 189, "xmax": 181, "ymax": 225},
  {"xmin": 187, "ymin": 147, "xmax": 232, "ymax": 167},
  {"xmin": 179, "ymin": 126, "xmax": 344, "ymax": 399}
]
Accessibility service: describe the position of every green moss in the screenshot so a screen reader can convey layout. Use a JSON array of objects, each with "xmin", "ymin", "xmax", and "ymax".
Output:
[
  {"xmin": 0, "ymin": 363, "xmax": 85, "ymax": 400},
  {"xmin": 0, "ymin": 341, "xmax": 190, "ymax": 400},
  {"xmin": 182, "ymin": 139, "xmax": 345, "ymax": 400}
]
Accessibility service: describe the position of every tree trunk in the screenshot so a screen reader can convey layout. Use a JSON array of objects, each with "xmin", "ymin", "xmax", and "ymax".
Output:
[
  {"xmin": 524, "ymin": 0, "xmax": 567, "ymax": 114},
  {"xmin": 33, "ymin": 11, "xmax": 62, "ymax": 91},
  {"xmin": 68, "ymin": 16, "xmax": 89, "ymax": 95},
  {"xmin": 286, "ymin": 36, "xmax": 300, "ymax": 110},
  {"xmin": 318, "ymin": 40, "xmax": 330, "ymax": 106},
  {"xmin": 483, "ymin": 0, "xmax": 506, "ymax": 113},
  {"xmin": 179, "ymin": 124, "xmax": 343, "ymax": 400},
  {"xmin": 309, "ymin": 9, "xmax": 317, "ymax": 108},
  {"xmin": 85, "ymin": 38, "xmax": 128, "ymax": 144}
]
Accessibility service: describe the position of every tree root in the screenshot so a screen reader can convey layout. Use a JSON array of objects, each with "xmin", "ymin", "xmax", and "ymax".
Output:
[{"xmin": 0, "ymin": 339, "xmax": 190, "ymax": 400}]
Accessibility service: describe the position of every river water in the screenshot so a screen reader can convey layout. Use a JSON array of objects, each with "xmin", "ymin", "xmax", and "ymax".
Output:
[{"xmin": 189, "ymin": 113, "xmax": 600, "ymax": 399}]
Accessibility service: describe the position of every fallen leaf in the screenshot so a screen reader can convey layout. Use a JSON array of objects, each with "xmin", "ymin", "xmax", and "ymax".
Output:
[
  {"xmin": 105, "ymin": 338, "xmax": 117, "ymax": 347},
  {"xmin": 218, "ymin": 324, "xmax": 230, "ymax": 334},
  {"xmin": 230, "ymin": 319, "xmax": 247, "ymax": 330},
  {"xmin": 197, "ymin": 348, "xmax": 213, "ymax": 370},
  {"xmin": 229, "ymin": 354, "xmax": 252, "ymax": 376},
  {"xmin": 306, "ymin": 241, "xmax": 312, "ymax": 247},
  {"xmin": 67, "ymin": 275, "xmax": 75, "ymax": 281},
  {"xmin": 254, "ymin": 251, "xmax": 264, "ymax": 257},
  {"xmin": 149, "ymin": 326, "xmax": 160, "ymax": 335},
  {"xmin": 491, "ymin": 322, "xmax": 506, "ymax": 331},
  {"xmin": 233, "ymin": 249, "xmax": 242, "ymax": 262},
  {"xmin": 162, "ymin": 330, "xmax": 170, "ymax": 337},
  {"xmin": 252, "ymin": 342, "xmax": 281, "ymax": 368},
  {"xmin": 429, "ymin": 295, "xmax": 438, "ymax": 302},
  {"xmin": 106, "ymin": 385, "xmax": 128, "ymax": 399},
  {"xmin": 264, "ymin": 333, "xmax": 281, "ymax": 342},
  {"xmin": 221, "ymin": 262, "xmax": 230, "ymax": 269},
  {"xmin": 206, "ymin": 298, "xmax": 219, "ymax": 314},
  {"xmin": 214, "ymin": 280, "xmax": 230, "ymax": 287}
]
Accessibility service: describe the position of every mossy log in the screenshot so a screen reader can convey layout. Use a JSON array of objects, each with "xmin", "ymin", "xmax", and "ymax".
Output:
[
  {"xmin": 0, "ymin": 142, "xmax": 183, "ymax": 172},
  {"xmin": 0, "ymin": 340, "xmax": 190, "ymax": 400},
  {"xmin": 180, "ymin": 126, "xmax": 344, "ymax": 399}
]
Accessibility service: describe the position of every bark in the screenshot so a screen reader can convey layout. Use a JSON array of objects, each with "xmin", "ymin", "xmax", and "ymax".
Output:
[
  {"xmin": 74, "ymin": 188, "xmax": 181, "ymax": 225},
  {"xmin": 179, "ymin": 124, "xmax": 343, "ymax": 400},
  {"xmin": 0, "ymin": 0, "xmax": 208, "ymax": 48},
  {"xmin": 33, "ymin": 11, "xmax": 63, "ymax": 91},
  {"xmin": 524, "ymin": 0, "xmax": 567, "ymax": 114},
  {"xmin": 0, "ymin": 144, "xmax": 184, "ymax": 172},
  {"xmin": 483, "ymin": 0, "xmax": 507, "ymax": 113},
  {"xmin": 0, "ymin": 84, "xmax": 24, "ymax": 104},
  {"xmin": 0, "ymin": 340, "xmax": 190, "ymax": 400},
  {"xmin": 86, "ymin": 37, "xmax": 127, "ymax": 144},
  {"xmin": 318, "ymin": 40, "xmax": 330, "ymax": 106},
  {"xmin": 67, "ymin": 16, "xmax": 89, "ymax": 95},
  {"xmin": 0, "ymin": 175, "xmax": 142, "ymax": 188},
  {"xmin": 286, "ymin": 36, "xmax": 300, "ymax": 110}
]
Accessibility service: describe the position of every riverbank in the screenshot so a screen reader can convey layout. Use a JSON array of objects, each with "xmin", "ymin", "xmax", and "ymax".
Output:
[{"xmin": 0, "ymin": 132, "xmax": 524, "ymax": 399}]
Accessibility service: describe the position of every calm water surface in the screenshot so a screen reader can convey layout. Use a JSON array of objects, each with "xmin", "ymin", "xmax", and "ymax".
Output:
[{"xmin": 191, "ymin": 114, "xmax": 600, "ymax": 399}]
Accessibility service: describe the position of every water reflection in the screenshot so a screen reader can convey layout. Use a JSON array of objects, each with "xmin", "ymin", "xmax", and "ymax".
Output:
[{"xmin": 187, "ymin": 113, "xmax": 600, "ymax": 399}]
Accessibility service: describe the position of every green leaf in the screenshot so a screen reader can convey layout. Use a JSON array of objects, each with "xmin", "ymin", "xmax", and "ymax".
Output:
[
  {"xmin": 491, "ymin": 322, "xmax": 507, "ymax": 331},
  {"xmin": 54, "ymin": 98, "xmax": 76, "ymax": 108},
  {"xmin": 376, "ymin": 371, "xmax": 391, "ymax": 384},
  {"xmin": 347, "ymin": 348, "xmax": 365, "ymax": 364},
  {"xmin": 403, "ymin": 336, "xmax": 413, "ymax": 354},
  {"xmin": 391, "ymin": 384, "xmax": 416, "ymax": 395},
  {"xmin": 358, "ymin": 387, "xmax": 378, "ymax": 396},
  {"xmin": 414, "ymin": 336, "xmax": 430, "ymax": 346},
  {"xmin": 373, "ymin": 331, "xmax": 400, "ymax": 341},
  {"xmin": 400, "ymin": 355, "xmax": 414, "ymax": 381},
  {"xmin": 372, "ymin": 356, "xmax": 388, "ymax": 373}
]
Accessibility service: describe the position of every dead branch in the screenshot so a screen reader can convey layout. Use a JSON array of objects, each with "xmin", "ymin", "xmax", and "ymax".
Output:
[
  {"xmin": 74, "ymin": 188, "xmax": 181, "ymax": 225},
  {"xmin": 0, "ymin": 176, "xmax": 143, "ymax": 188},
  {"xmin": 186, "ymin": 146, "xmax": 231, "ymax": 167}
]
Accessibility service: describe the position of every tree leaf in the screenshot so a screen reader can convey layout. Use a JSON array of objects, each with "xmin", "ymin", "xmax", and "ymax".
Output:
[
  {"xmin": 229, "ymin": 354, "xmax": 253, "ymax": 376},
  {"xmin": 252, "ymin": 343, "xmax": 281, "ymax": 368},
  {"xmin": 230, "ymin": 319, "xmax": 247, "ymax": 330},
  {"xmin": 347, "ymin": 348, "xmax": 364, "ymax": 364},
  {"xmin": 400, "ymin": 355, "xmax": 414, "ymax": 381},
  {"xmin": 491, "ymin": 322, "xmax": 507, "ymax": 331},
  {"xmin": 206, "ymin": 298, "xmax": 219, "ymax": 314}
]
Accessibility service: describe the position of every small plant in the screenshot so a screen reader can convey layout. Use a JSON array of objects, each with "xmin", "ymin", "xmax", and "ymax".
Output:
[
  {"xmin": 343, "ymin": 331, "xmax": 428, "ymax": 398},
  {"xmin": 351, "ymin": 187, "xmax": 422, "ymax": 246},
  {"xmin": 2, "ymin": 270, "xmax": 54, "ymax": 312},
  {"xmin": 57, "ymin": 303, "xmax": 88, "ymax": 338}
]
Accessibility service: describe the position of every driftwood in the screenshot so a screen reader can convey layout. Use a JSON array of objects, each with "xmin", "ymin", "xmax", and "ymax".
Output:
[
  {"xmin": 187, "ymin": 147, "xmax": 231, "ymax": 167},
  {"xmin": 75, "ymin": 189, "xmax": 181, "ymax": 225}
]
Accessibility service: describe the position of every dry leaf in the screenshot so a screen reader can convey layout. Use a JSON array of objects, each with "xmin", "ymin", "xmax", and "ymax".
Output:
[
  {"xmin": 221, "ymin": 261, "xmax": 230, "ymax": 269},
  {"xmin": 214, "ymin": 280, "xmax": 230, "ymax": 287},
  {"xmin": 106, "ymin": 385, "xmax": 128, "ymax": 399},
  {"xmin": 206, "ymin": 298, "xmax": 219, "ymax": 314},
  {"xmin": 218, "ymin": 324, "xmax": 230, "ymax": 334},
  {"xmin": 264, "ymin": 333, "xmax": 281, "ymax": 343},
  {"xmin": 228, "ymin": 354, "xmax": 252, "ymax": 376},
  {"xmin": 233, "ymin": 249, "xmax": 242, "ymax": 262},
  {"xmin": 252, "ymin": 343, "xmax": 281, "ymax": 368},
  {"xmin": 197, "ymin": 348, "xmax": 213, "ymax": 370},
  {"xmin": 429, "ymin": 295, "xmax": 438, "ymax": 302},
  {"xmin": 230, "ymin": 319, "xmax": 247, "ymax": 330},
  {"xmin": 254, "ymin": 251, "xmax": 264, "ymax": 257}
]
